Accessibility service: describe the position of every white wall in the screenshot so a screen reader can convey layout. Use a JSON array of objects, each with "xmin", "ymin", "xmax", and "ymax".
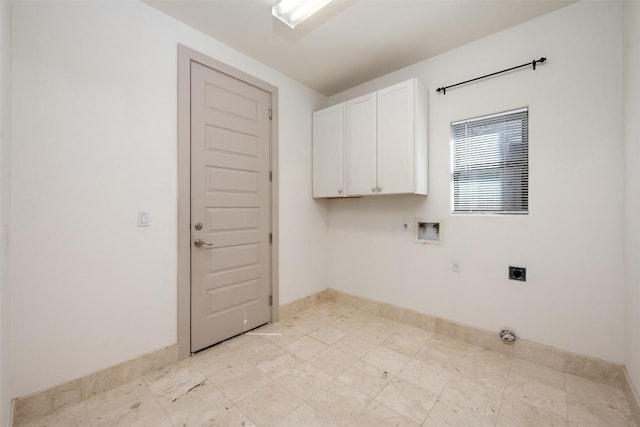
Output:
[
  {"xmin": 278, "ymin": 88, "xmax": 330, "ymax": 304},
  {"xmin": 624, "ymin": 0, "xmax": 640, "ymax": 395},
  {"xmin": 327, "ymin": 1, "xmax": 625, "ymax": 363},
  {"xmin": 11, "ymin": 0, "xmax": 327, "ymax": 398},
  {"xmin": 0, "ymin": 0, "xmax": 12, "ymax": 423}
]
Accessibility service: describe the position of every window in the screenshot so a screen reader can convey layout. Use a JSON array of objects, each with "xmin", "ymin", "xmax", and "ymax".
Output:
[{"xmin": 451, "ymin": 108, "xmax": 528, "ymax": 214}]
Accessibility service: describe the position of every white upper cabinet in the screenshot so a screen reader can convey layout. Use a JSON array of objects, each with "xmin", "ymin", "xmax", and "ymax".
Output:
[
  {"xmin": 312, "ymin": 78, "xmax": 428, "ymax": 198},
  {"xmin": 345, "ymin": 92, "xmax": 377, "ymax": 196},
  {"xmin": 377, "ymin": 79, "xmax": 428, "ymax": 195},
  {"xmin": 312, "ymin": 103, "xmax": 345, "ymax": 198}
]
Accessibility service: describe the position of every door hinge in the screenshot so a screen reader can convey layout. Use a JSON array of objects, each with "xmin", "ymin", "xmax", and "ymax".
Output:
[
  {"xmin": 269, "ymin": 171, "xmax": 272, "ymax": 182},
  {"xmin": 269, "ymin": 109, "xmax": 272, "ymax": 120},
  {"xmin": 269, "ymin": 295, "xmax": 273, "ymax": 306},
  {"xmin": 269, "ymin": 233, "xmax": 273, "ymax": 244}
]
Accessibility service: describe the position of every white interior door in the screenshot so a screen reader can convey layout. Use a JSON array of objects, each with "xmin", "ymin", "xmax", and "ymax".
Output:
[{"xmin": 190, "ymin": 61, "xmax": 272, "ymax": 353}]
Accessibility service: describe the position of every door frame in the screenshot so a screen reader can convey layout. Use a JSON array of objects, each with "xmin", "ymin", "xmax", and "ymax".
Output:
[{"xmin": 177, "ymin": 44, "xmax": 279, "ymax": 359}]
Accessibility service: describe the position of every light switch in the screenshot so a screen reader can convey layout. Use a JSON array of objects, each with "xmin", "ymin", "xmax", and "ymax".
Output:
[{"xmin": 138, "ymin": 210, "xmax": 150, "ymax": 227}]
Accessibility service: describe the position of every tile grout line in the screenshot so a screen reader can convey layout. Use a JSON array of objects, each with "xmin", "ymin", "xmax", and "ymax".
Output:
[
  {"xmin": 141, "ymin": 372, "xmax": 175, "ymax": 427},
  {"xmin": 298, "ymin": 317, "xmax": 404, "ymax": 424},
  {"xmin": 190, "ymin": 343, "xmax": 268, "ymax": 426},
  {"xmin": 494, "ymin": 368, "xmax": 511, "ymax": 427},
  {"xmin": 414, "ymin": 336, "xmax": 443, "ymax": 425},
  {"xmin": 562, "ymin": 371, "xmax": 569, "ymax": 422},
  {"xmin": 285, "ymin": 322, "xmax": 339, "ymax": 425}
]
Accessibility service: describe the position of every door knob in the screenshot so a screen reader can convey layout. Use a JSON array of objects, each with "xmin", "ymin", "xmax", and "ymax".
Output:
[
  {"xmin": 194, "ymin": 222, "xmax": 203, "ymax": 230},
  {"xmin": 194, "ymin": 239, "xmax": 214, "ymax": 248}
]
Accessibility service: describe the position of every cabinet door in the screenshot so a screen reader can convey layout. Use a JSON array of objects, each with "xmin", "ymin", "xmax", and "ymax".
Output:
[
  {"xmin": 313, "ymin": 104, "xmax": 345, "ymax": 198},
  {"xmin": 346, "ymin": 93, "xmax": 377, "ymax": 196},
  {"xmin": 377, "ymin": 80, "xmax": 415, "ymax": 194}
]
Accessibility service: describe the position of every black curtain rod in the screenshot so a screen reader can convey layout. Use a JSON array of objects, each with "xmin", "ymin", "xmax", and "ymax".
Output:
[{"xmin": 436, "ymin": 57, "xmax": 547, "ymax": 95}]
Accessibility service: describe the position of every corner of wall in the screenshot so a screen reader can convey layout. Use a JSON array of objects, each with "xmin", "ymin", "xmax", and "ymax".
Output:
[
  {"xmin": 0, "ymin": 0, "xmax": 13, "ymax": 424},
  {"xmin": 623, "ymin": 0, "xmax": 640, "ymax": 399}
]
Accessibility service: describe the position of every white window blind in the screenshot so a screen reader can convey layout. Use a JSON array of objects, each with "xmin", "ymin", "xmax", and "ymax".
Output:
[{"xmin": 451, "ymin": 108, "xmax": 528, "ymax": 214}]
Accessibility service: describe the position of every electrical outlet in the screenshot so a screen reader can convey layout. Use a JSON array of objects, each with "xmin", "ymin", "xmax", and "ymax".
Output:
[
  {"xmin": 509, "ymin": 266, "xmax": 526, "ymax": 281},
  {"xmin": 452, "ymin": 260, "xmax": 461, "ymax": 273}
]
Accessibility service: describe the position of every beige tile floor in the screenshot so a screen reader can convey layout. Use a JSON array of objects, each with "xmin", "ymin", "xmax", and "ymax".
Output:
[{"xmin": 18, "ymin": 302, "xmax": 638, "ymax": 427}]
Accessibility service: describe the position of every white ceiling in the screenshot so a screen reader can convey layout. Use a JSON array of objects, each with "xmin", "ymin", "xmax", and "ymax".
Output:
[{"xmin": 145, "ymin": 0, "xmax": 574, "ymax": 96}]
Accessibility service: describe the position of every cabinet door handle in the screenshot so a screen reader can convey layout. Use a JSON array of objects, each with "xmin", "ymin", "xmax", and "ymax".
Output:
[
  {"xmin": 377, "ymin": 186, "xmax": 382, "ymax": 192},
  {"xmin": 338, "ymin": 188, "xmax": 343, "ymax": 194},
  {"xmin": 371, "ymin": 187, "xmax": 376, "ymax": 193}
]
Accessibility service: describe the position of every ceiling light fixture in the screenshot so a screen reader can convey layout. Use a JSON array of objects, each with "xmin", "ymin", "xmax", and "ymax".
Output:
[{"xmin": 272, "ymin": 0, "xmax": 333, "ymax": 29}]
